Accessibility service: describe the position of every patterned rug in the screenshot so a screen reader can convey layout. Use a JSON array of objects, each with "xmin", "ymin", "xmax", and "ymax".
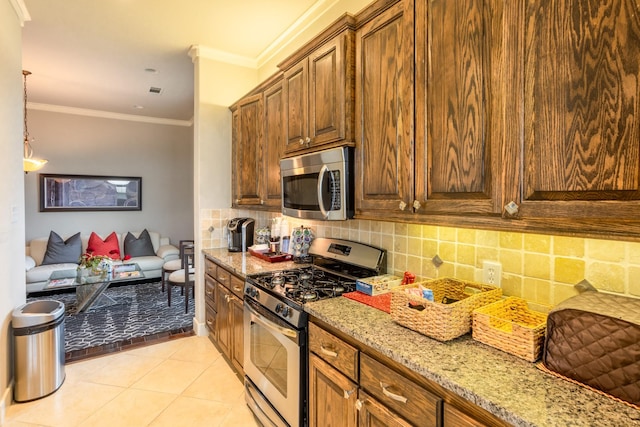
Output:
[{"xmin": 27, "ymin": 281, "xmax": 194, "ymax": 360}]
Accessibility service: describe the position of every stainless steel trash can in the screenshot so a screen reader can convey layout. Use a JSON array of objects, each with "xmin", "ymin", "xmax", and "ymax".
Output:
[{"xmin": 12, "ymin": 300, "xmax": 66, "ymax": 402}]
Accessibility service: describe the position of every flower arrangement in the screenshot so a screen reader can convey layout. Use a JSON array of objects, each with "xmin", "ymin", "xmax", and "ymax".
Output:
[{"xmin": 78, "ymin": 253, "xmax": 108, "ymax": 271}]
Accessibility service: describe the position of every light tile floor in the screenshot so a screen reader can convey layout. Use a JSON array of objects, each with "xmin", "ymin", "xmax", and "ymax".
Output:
[{"xmin": 5, "ymin": 336, "xmax": 260, "ymax": 427}]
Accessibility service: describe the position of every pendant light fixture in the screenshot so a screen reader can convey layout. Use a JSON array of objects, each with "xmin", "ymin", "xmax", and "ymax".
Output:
[{"xmin": 22, "ymin": 70, "xmax": 47, "ymax": 173}]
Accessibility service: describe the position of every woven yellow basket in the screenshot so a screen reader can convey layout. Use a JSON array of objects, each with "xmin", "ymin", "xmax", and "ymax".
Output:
[
  {"xmin": 472, "ymin": 297, "xmax": 547, "ymax": 362},
  {"xmin": 390, "ymin": 278, "xmax": 502, "ymax": 341}
]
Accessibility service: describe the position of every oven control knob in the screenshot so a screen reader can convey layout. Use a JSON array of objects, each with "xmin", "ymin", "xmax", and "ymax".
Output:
[
  {"xmin": 281, "ymin": 306, "xmax": 290, "ymax": 317},
  {"xmin": 249, "ymin": 288, "xmax": 259, "ymax": 298},
  {"xmin": 275, "ymin": 303, "xmax": 283, "ymax": 313}
]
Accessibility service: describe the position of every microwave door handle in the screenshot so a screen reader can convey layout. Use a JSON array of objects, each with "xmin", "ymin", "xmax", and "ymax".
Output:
[{"xmin": 317, "ymin": 165, "xmax": 330, "ymax": 219}]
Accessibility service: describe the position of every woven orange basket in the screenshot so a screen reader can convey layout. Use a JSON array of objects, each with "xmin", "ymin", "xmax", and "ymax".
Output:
[
  {"xmin": 472, "ymin": 297, "xmax": 547, "ymax": 362},
  {"xmin": 390, "ymin": 278, "xmax": 502, "ymax": 341}
]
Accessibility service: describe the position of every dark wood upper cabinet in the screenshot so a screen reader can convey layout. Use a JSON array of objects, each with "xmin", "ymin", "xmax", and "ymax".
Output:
[
  {"xmin": 262, "ymin": 77, "xmax": 285, "ymax": 209},
  {"xmin": 501, "ymin": 0, "xmax": 640, "ymax": 235},
  {"xmin": 281, "ymin": 16, "xmax": 355, "ymax": 154},
  {"xmin": 231, "ymin": 93, "xmax": 263, "ymax": 207},
  {"xmin": 355, "ymin": 0, "xmax": 415, "ymax": 216},
  {"xmin": 415, "ymin": 0, "xmax": 501, "ymax": 216}
]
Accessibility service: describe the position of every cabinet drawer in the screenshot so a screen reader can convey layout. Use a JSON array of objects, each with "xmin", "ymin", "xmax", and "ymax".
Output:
[
  {"xmin": 205, "ymin": 303, "xmax": 217, "ymax": 339},
  {"xmin": 204, "ymin": 274, "xmax": 216, "ymax": 307},
  {"xmin": 230, "ymin": 274, "xmax": 245, "ymax": 299},
  {"xmin": 360, "ymin": 353, "xmax": 441, "ymax": 426},
  {"xmin": 216, "ymin": 267, "xmax": 231, "ymax": 288},
  {"xmin": 443, "ymin": 403, "xmax": 489, "ymax": 427},
  {"xmin": 309, "ymin": 322, "xmax": 358, "ymax": 381},
  {"xmin": 204, "ymin": 257, "xmax": 217, "ymax": 278}
]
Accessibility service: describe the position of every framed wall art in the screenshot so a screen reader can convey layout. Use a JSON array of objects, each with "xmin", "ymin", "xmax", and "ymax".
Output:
[{"xmin": 39, "ymin": 174, "xmax": 142, "ymax": 212}]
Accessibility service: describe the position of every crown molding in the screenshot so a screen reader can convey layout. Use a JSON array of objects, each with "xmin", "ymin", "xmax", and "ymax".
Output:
[
  {"xmin": 9, "ymin": 0, "xmax": 30, "ymax": 26},
  {"xmin": 188, "ymin": 45, "xmax": 257, "ymax": 69},
  {"xmin": 257, "ymin": 0, "xmax": 339, "ymax": 68},
  {"xmin": 189, "ymin": 0, "xmax": 337, "ymax": 70},
  {"xmin": 28, "ymin": 102, "xmax": 193, "ymax": 127}
]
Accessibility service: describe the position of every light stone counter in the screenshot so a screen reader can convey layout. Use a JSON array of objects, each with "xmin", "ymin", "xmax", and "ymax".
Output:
[
  {"xmin": 202, "ymin": 248, "xmax": 304, "ymax": 276},
  {"xmin": 305, "ymin": 297, "xmax": 640, "ymax": 427}
]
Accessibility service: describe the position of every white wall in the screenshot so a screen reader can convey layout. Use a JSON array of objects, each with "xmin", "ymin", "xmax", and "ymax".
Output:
[
  {"xmin": 23, "ymin": 110, "xmax": 194, "ymax": 245},
  {"xmin": 1, "ymin": 0, "xmax": 28, "ymax": 418}
]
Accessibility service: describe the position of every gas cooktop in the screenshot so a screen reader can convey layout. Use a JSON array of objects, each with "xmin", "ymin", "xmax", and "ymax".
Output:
[{"xmin": 248, "ymin": 266, "xmax": 358, "ymax": 305}]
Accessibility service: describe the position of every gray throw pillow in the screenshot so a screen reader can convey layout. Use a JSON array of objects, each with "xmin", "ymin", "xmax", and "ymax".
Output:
[
  {"xmin": 124, "ymin": 229, "xmax": 155, "ymax": 257},
  {"xmin": 42, "ymin": 231, "xmax": 82, "ymax": 265}
]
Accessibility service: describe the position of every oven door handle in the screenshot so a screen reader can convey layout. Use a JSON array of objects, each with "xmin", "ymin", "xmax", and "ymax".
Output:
[
  {"xmin": 317, "ymin": 164, "xmax": 330, "ymax": 219},
  {"xmin": 247, "ymin": 303, "xmax": 298, "ymax": 339}
]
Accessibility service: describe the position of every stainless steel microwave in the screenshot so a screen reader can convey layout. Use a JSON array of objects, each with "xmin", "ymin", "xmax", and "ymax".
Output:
[{"xmin": 280, "ymin": 146, "xmax": 354, "ymax": 220}]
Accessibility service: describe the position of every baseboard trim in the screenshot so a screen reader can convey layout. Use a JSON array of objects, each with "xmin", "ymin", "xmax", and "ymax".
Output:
[
  {"xmin": 193, "ymin": 316, "xmax": 208, "ymax": 337},
  {"xmin": 1, "ymin": 381, "xmax": 13, "ymax": 426}
]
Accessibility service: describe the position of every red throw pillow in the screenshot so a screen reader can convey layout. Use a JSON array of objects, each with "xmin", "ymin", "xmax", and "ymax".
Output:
[{"xmin": 86, "ymin": 232, "xmax": 121, "ymax": 260}]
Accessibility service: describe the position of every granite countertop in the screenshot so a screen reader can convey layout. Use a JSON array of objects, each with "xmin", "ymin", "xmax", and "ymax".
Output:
[
  {"xmin": 203, "ymin": 248, "xmax": 304, "ymax": 276},
  {"xmin": 305, "ymin": 297, "xmax": 640, "ymax": 427},
  {"xmin": 201, "ymin": 249, "xmax": 640, "ymax": 426}
]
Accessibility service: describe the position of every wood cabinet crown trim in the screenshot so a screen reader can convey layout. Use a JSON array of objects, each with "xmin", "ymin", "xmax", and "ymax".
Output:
[{"xmin": 277, "ymin": 13, "xmax": 356, "ymax": 71}]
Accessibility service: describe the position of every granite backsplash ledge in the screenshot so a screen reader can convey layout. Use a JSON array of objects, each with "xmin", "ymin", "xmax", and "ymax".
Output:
[{"xmin": 304, "ymin": 297, "xmax": 640, "ymax": 427}]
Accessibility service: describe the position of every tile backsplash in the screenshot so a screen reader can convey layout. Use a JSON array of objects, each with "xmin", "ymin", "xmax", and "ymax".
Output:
[{"xmin": 200, "ymin": 208, "xmax": 640, "ymax": 312}]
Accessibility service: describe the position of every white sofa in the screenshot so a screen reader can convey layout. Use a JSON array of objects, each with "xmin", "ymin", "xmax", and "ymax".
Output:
[{"xmin": 25, "ymin": 231, "xmax": 179, "ymax": 294}]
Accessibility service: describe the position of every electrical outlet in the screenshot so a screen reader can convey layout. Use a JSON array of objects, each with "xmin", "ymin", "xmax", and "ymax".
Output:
[{"xmin": 482, "ymin": 261, "xmax": 502, "ymax": 286}]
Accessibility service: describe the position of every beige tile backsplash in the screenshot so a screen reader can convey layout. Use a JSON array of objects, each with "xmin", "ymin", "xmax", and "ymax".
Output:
[{"xmin": 201, "ymin": 209, "xmax": 640, "ymax": 311}]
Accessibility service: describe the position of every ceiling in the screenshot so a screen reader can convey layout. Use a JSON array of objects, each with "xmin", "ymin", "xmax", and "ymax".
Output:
[{"xmin": 21, "ymin": 0, "xmax": 320, "ymax": 122}]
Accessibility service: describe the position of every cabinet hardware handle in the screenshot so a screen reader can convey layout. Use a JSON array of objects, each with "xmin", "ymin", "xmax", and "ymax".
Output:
[
  {"xmin": 413, "ymin": 200, "xmax": 421, "ymax": 210},
  {"xmin": 225, "ymin": 295, "xmax": 230, "ymax": 303},
  {"xmin": 380, "ymin": 382, "xmax": 408, "ymax": 403},
  {"xmin": 343, "ymin": 388, "xmax": 356, "ymax": 399},
  {"xmin": 504, "ymin": 201, "xmax": 519, "ymax": 215},
  {"xmin": 206, "ymin": 289, "xmax": 213, "ymax": 296},
  {"xmin": 260, "ymin": 199, "xmax": 264, "ymax": 205},
  {"xmin": 233, "ymin": 286, "xmax": 243, "ymax": 292},
  {"xmin": 305, "ymin": 137, "xmax": 311, "ymax": 144},
  {"xmin": 399, "ymin": 200, "xmax": 407, "ymax": 211},
  {"xmin": 206, "ymin": 318, "xmax": 213, "ymax": 326},
  {"xmin": 235, "ymin": 199, "xmax": 240, "ymax": 204},
  {"xmin": 299, "ymin": 138, "xmax": 305, "ymax": 145},
  {"xmin": 355, "ymin": 399, "xmax": 363, "ymax": 411},
  {"xmin": 320, "ymin": 346, "xmax": 338, "ymax": 358}
]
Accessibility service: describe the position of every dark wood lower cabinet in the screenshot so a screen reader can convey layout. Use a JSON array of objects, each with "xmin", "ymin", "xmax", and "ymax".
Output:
[
  {"xmin": 230, "ymin": 296, "xmax": 244, "ymax": 374},
  {"xmin": 444, "ymin": 403, "xmax": 488, "ymax": 427},
  {"xmin": 357, "ymin": 390, "xmax": 412, "ymax": 427},
  {"xmin": 309, "ymin": 319, "xmax": 509, "ymax": 427},
  {"xmin": 309, "ymin": 353, "xmax": 358, "ymax": 427},
  {"xmin": 204, "ymin": 256, "xmax": 244, "ymax": 377}
]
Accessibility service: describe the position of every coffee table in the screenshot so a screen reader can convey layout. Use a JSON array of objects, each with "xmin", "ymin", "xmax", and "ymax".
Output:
[{"xmin": 46, "ymin": 264, "xmax": 145, "ymax": 313}]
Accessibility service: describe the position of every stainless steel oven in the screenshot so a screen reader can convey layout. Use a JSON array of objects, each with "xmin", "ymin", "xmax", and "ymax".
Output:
[
  {"xmin": 244, "ymin": 297, "xmax": 306, "ymax": 427},
  {"xmin": 243, "ymin": 238, "xmax": 386, "ymax": 427},
  {"xmin": 280, "ymin": 146, "xmax": 354, "ymax": 221}
]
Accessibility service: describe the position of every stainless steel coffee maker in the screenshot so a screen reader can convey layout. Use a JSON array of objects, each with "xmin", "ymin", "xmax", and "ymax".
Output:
[{"xmin": 227, "ymin": 218, "xmax": 255, "ymax": 252}]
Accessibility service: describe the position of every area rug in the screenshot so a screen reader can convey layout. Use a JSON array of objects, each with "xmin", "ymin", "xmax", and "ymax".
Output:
[{"xmin": 27, "ymin": 281, "xmax": 194, "ymax": 361}]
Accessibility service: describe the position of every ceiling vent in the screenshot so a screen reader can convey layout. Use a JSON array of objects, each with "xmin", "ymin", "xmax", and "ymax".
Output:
[{"xmin": 149, "ymin": 86, "xmax": 162, "ymax": 94}]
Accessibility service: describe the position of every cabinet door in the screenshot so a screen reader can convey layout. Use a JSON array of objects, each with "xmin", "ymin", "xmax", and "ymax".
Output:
[
  {"xmin": 230, "ymin": 296, "xmax": 244, "ymax": 374},
  {"xmin": 284, "ymin": 60, "xmax": 309, "ymax": 151},
  {"xmin": 357, "ymin": 390, "xmax": 412, "ymax": 427},
  {"xmin": 506, "ymin": 0, "xmax": 640, "ymax": 221},
  {"xmin": 232, "ymin": 93, "xmax": 263, "ymax": 206},
  {"xmin": 414, "ymin": 0, "xmax": 501, "ymax": 215},
  {"xmin": 215, "ymin": 283, "xmax": 231, "ymax": 358},
  {"xmin": 308, "ymin": 34, "xmax": 350, "ymax": 147},
  {"xmin": 309, "ymin": 353, "xmax": 358, "ymax": 427},
  {"xmin": 355, "ymin": 0, "xmax": 415, "ymax": 215},
  {"xmin": 263, "ymin": 78, "xmax": 285, "ymax": 209}
]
